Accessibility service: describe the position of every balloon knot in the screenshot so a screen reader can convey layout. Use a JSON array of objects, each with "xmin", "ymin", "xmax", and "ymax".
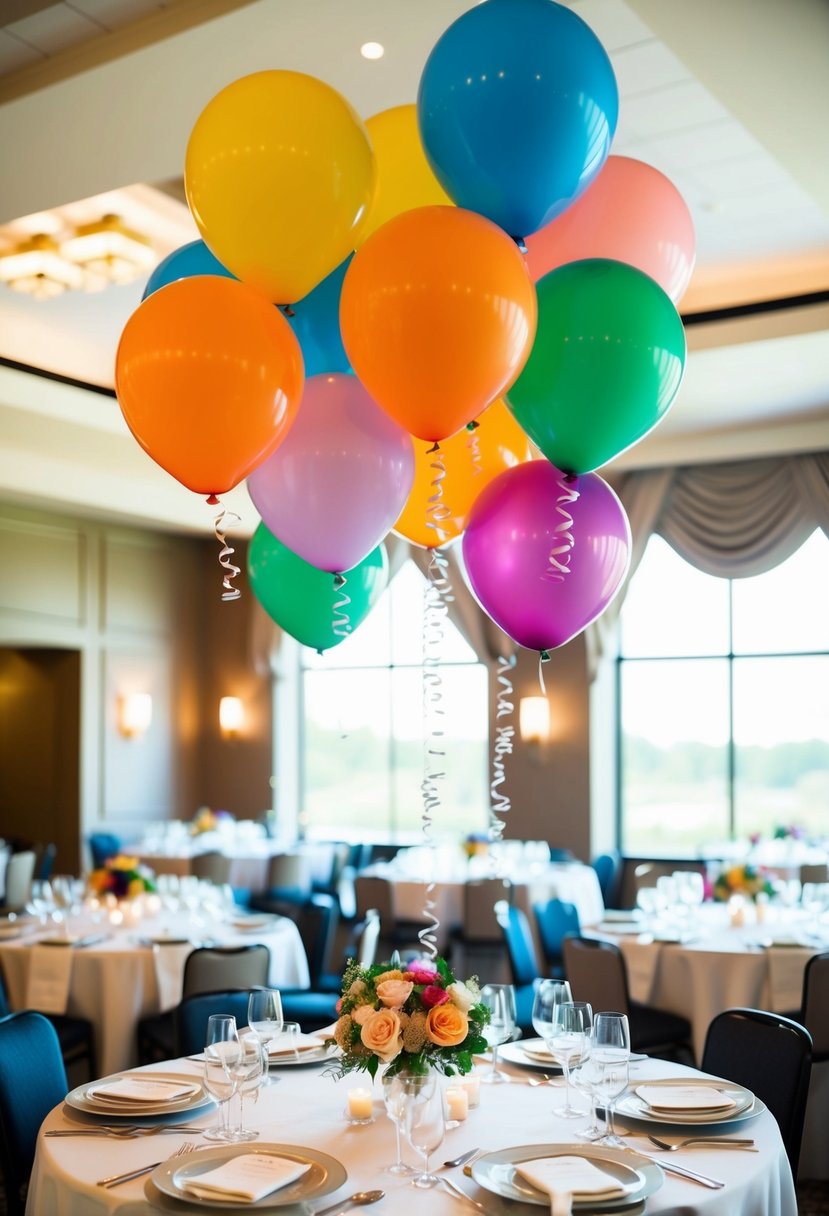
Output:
[
  {"xmin": 333, "ymin": 573, "xmax": 346, "ymax": 588},
  {"xmin": 278, "ymin": 303, "xmax": 296, "ymax": 317},
  {"xmin": 206, "ymin": 494, "xmax": 220, "ymax": 506},
  {"xmin": 512, "ymin": 235, "xmax": 528, "ymax": 254},
  {"xmin": 564, "ymin": 471, "xmax": 578, "ymax": 484},
  {"xmin": 540, "ymin": 649, "xmax": 552, "ymax": 663},
  {"xmin": 426, "ymin": 441, "xmax": 440, "ymax": 454},
  {"xmin": 466, "ymin": 420, "xmax": 480, "ymax": 431}
]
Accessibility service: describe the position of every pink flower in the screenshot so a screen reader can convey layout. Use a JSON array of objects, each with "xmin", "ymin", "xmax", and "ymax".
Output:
[
  {"xmin": 376, "ymin": 979, "xmax": 413, "ymax": 1009},
  {"xmin": 421, "ymin": 984, "xmax": 450, "ymax": 1008},
  {"xmin": 408, "ymin": 963, "xmax": 439, "ymax": 985},
  {"xmin": 335, "ymin": 997, "xmax": 343, "ymax": 1014}
]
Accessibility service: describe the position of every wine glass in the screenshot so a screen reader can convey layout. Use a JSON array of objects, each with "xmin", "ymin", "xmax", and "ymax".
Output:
[
  {"xmin": 226, "ymin": 1032, "xmax": 266, "ymax": 1142},
  {"xmin": 548, "ymin": 1001, "xmax": 592, "ymax": 1119},
  {"xmin": 247, "ymin": 988, "xmax": 283, "ymax": 1086},
  {"xmin": 480, "ymin": 983, "xmax": 517, "ymax": 1084},
  {"xmin": 402, "ymin": 1075, "xmax": 446, "ymax": 1189},
  {"xmin": 592, "ymin": 1011, "xmax": 631, "ymax": 1146},
  {"xmin": 570, "ymin": 1030, "xmax": 602, "ymax": 1140},
  {"xmin": 203, "ymin": 1014, "xmax": 241, "ymax": 1142},
  {"xmin": 382, "ymin": 1072, "xmax": 414, "ymax": 1176},
  {"xmin": 531, "ymin": 979, "xmax": 572, "ymax": 1061}
]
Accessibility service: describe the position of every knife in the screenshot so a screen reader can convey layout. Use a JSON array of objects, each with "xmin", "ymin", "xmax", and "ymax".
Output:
[{"xmin": 653, "ymin": 1159, "xmax": 724, "ymax": 1189}]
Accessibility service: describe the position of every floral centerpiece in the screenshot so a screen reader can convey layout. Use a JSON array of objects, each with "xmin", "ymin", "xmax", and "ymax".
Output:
[
  {"xmin": 190, "ymin": 806, "xmax": 234, "ymax": 836},
  {"xmin": 88, "ymin": 855, "xmax": 156, "ymax": 900},
  {"xmin": 462, "ymin": 832, "xmax": 490, "ymax": 860},
  {"xmin": 712, "ymin": 862, "xmax": 775, "ymax": 902},
  {"xmin": 329, "ymin": 955, "xmax": 490, "ymax": 1080}
]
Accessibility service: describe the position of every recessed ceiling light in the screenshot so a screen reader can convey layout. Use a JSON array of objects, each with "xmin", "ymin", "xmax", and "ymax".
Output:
[{"xmin": 360, "ymin": 41, "xmax": 385, "ymax": 60}]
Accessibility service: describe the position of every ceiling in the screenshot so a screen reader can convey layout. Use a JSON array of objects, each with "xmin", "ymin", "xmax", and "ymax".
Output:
[{"xmin": 0, "ymin": 0, "xmax": 828, "ymax": 536}]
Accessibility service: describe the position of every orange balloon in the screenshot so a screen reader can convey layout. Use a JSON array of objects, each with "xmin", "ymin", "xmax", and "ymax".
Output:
[
  {"xmin": 394, "ymin": 400, "xmax": 534, "ymax": 548},
  {"xmin": 115, "ymin": 276, "xmax": 304, "ymax": 496},
  {"xmin": 340, "ymin": 206, "xmax": 537, "ymax": 443}
]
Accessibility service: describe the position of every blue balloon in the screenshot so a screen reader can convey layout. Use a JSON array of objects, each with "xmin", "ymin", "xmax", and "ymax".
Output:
[
  {"xmin": 142, "ymin": 239, "xmax": 236, "ymax": 300},
  {"xmin": 285, "ymin": 255, "xmax": 352, "ymax": 376},
  {"xmin": 418, "ymin": 0, "xmax": 618, "ymax": 239}
]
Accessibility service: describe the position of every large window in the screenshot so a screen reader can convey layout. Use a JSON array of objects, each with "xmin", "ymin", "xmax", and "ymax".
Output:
[
  {"xmin": 617, "ymin": 530, "xmax": 829, "ymax": 857},
  {"xmin": 299, "ymin": 559, "xmax": 489, "ymax": 842}
]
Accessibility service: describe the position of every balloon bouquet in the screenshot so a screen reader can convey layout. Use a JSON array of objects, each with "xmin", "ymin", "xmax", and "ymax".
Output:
[{"xmin": 114, "ymin": 0, "xmax": 693, "ymax": 658}]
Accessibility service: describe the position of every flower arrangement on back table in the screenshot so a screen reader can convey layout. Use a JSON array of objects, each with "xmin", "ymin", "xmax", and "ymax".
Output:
[
  {"xmin": 712, "ymin": 862, "xmax": 775, "ymax": 902},
  {"xmin": 88, "ymin": 855, "xmax": 156, "ymax": 900},
  {"xmin": 329, "ymin": 955, "xmax": 490, "ymax": 1079}
]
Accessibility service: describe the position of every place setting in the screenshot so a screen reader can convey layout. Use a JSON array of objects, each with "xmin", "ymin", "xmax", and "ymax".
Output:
[{"xmin": 64, "ymin": 1070, "xmax": 215, "ymax": 1122}]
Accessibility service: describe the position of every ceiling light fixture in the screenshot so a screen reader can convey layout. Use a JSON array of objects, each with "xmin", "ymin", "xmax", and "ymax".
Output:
[
  {"xmin": 360, "ymin": 41, "xmax": 385, "ymax": 59},
  {"xmin": 62, "ymin": 213, "xmax": 156, "ymax": 285},
  {"xmin": 0, "ymin": 233, "xmax": 84, "ymax": 299}
]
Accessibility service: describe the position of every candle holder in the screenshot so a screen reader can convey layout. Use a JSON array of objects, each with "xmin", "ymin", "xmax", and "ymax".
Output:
[{"xmin": 345, "ymin": 1087, "xmax": 375, "ymax": 1125}]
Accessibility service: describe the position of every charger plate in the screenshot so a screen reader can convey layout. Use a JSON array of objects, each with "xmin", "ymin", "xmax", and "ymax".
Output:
[
  {"xmin": 471, "ymin": 1144, "xmax": 661, "ymax": 1211},
  {"xmin": 614, "ymin": 1077, "xmax": 763, "ymax": 1126},
  {"xmin": 498, "ymin": 1041, "xmax": 563, "ymax": 1073},
  {"xmin": 67, "ymin": 1072, "xmax": 213, "ymax": 1119},
  {"xmin": 152, "ymin": 1143, "xmax": 346, "ymax": 1210}
]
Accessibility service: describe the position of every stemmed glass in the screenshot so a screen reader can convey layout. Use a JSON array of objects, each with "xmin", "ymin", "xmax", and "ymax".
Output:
[
  {"xmin": 247, "ymin": 988, "xmax": 283, "ymax": 1086},
  {"xmin": 203, "ymin": 1014, "xmax": 242, "ymax": 1142},
  {"xmin": 570, "ymin": 1031, "xmax": 602, "ymax": 1140},
  {"xmin": 226, "ymin": 1032, "xmax": 266, "ymax": 1142},
  {"xmin": 480, "ymin": 983, "xmax": 517, "ymax": 1084},
  {"xmin": 402, "ymin": 1075, "xmax": 446, "ymax": 1189},
  {"xmin": 531, "ymin": 979, "xmax": 572, "ymax": 1058},
  {"xmin": 548, "ymin": 1001, "xmax": 592, "ymax": 1119},
  {"xmin": 382, "ymin": 1072, "xmax": 414, "ymax": 1176},
  {"xmin": 592, "ymin": 1011, "xmax": 631, "ymax": 1146}
]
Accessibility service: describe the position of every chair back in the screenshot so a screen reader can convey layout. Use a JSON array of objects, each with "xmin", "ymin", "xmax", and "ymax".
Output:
[
  {"xmin": 182, "ymin": 945, "xmax": 270, "ymax": 998},
  {"xmin": 88, "ymin": 832, "xmax": 121, "ymax": 869},
  {"xmin": 35, "ymin": 843, "xmax": 58, "ymax": 883},
  {"xmin": 701, "ymin": 1007, "xmax": 812, "ymax": 1176},
  {"xmin": 0, "ymin": 845, "xmax": 9, "ymax": 904},
  {"xmin": 2, "ymin": 851, "xmax": 35, "ymax": 911},
  {"xmin": 190, "ymin": 851, "xmax": 232, "ymax": 884},
  {"xmin": 264, "ymin": 852, "xmax": 312, "ymax": 902},
  {"xmin": 494, "ymin": 900, "xmax": 541, "ymax": 987},
  {"xmin": 0, "ymin": 1012, "xmax": 68, "ymax": 1216},
  {"xmin": 632, "ymin": 862, "xmax": 656, "ymax": 892},
  {"xmin": 299, "ymin": 894, "xmax": 339, "ymax": 987},
  {"xmin": 561, "ymin": 936, "xmax": 629, "ymax": 1012},
  {"xmin": 174, "ymin": 990, "xmax": 253, "ymax": 1056},
  {"xmin": 800, "ymin": 951, "xmax": 829, "ymax": 1059},
  {"xmin": 533, "ymin": 899, "xmax": 581, "ymax": 968},
  {"xmin": 591, "ymin": 851, "xmax": 621, "ymax": 907},
  {"xmin": 800, "ymin": 862, "xmax": 829, "ymax": 885},
  {"xmin": 353, "ymin": 875, "xmax": 395, "ymax": 925},
  {"xmin": 463, "ymin": 878, "xmax": 512, "ymax": 942},
  {"xmin": 355, "ymin": 908, "xmax": 381, "ymax": 969}
]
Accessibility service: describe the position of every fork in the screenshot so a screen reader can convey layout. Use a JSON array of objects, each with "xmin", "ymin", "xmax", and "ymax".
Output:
[
  {"xmin": 439, "ymin": 1174, "xmax": 491, "ymax": 1213},
  {"xmin": 96, "ymin": 1140, "xmax": 197, "ymax": 1187},
  {"xmin": 647, "ymin": 1133, "xmax": 755, "ymax": 1152},
  {"xmin": 527, "ymin": 1074, "xmax": 554, "ymax": 1086}
]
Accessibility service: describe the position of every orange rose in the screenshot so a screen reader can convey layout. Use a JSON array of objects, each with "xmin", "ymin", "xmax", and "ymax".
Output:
[
  {"xmin": 376, "ymin": 979, "xmax": 414, "ymax": 1009},
  {"xmin": 426, "ymin": 1003, "xmax": 468, "ymax": 1047},
  {"xmin": 360, "ymin": 1008, "xmax": 403, "ymax": 1062}
]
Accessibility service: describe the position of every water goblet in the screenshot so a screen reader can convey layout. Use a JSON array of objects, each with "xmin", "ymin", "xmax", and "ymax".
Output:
[
  {"xmin": 531, "ymin": 979, "xmax": 572, "ymax": 1049},
  {"xmin": 247, "ymin": 988, "xmax": 283, "ymax": 1086},
  {"xmin": 382, "ymin": 1072, "xmax": 414, "ymax": 1176},
  {"xmin": 227, "ymin": 1031, "xmax": 266, "ymax": 1142},
  {"xmin": 570, "ymin": 1032, "xmax": 602, "ymax": 1141},
  {"xmin": 203, "ymin": 1014, "xmax": 241, "ymax": 1142},
  {"xmin": 592, "ymin": 1011, "xmax": 631, "ymax": 1146},
  {"xmin": 480, "ymin": 983, "xmax": 517, "ymax": 1084},
  {"xmin": 402, "ymin": 1075, "xmax": 446, "ymax": 1188},
  {"xmin": 548, "ymin": 1001, "xmax": 592, "ymax": 1119}
]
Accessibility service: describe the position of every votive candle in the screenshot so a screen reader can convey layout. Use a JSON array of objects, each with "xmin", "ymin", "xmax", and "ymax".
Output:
[
  {"xmin": 347, "ymin": 1087, "xmax": 374, "ymax": 1122},
  {"xmin": 446, "ymin": 1086, "xmax": 469, "ymax": 1121},
  {"xmin": 459, "ymin": 1073, "xmax": 480, "ymax": 1108}
]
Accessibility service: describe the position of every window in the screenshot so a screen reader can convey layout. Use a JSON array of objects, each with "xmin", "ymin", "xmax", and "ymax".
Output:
[
  {"xmin": 299, "ymin": 559, "xmax": 489, "ymax": 841},
  {"xmin": 617, "ymin": 530, "xmax": 829, "ymax": 857}
]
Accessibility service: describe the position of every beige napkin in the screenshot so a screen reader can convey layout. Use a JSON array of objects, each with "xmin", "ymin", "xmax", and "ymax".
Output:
[
  {"xmin": 268, "ymin": 1031, "xmax": 326, "ymax": 1057},
  {"xmin": 88, "ymin": 1077, "xmax": 199, "ymax": 1104},
  {"xmin": 517, "ymin": 1156, "xmax": 629, "ymax": 1216},
  {"xmin": 767, "ymin": 945, "xmax": 813, "ymax": 1012},
  {"xmin": 152, "ymin": 942, "xmax": 194, "ymax": 1011},
  {"xmin": 635, "ymin": 1084, "xmax": 736, "ymax": 1112},
  {"xmin": 180, "ymin": 1153, "xmax": 310, "ymax": 1202},
  {"xmin": 25, "ymin": 943, "xmax": 73, "ymax": 1014}
]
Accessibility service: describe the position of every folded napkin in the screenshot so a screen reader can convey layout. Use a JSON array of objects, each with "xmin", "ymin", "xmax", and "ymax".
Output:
[
  {"xmin": 767, "ymin": 945, "xmax": 814, "ymax": 1011},
  {"xmin": 268, "ymin": 1032, "xmax": 325, "ymax": 1057},
  {"xmin": 517, "ymin": 1156, "xmax": 630, "ymax": 1216},
  {"xmin": 25, "ymin": 943, "xmax": 73, "ymax": 1014},
  {"xmin": 88, "ymin": 1077, "xmax": 199, "ymax": 1104},
  {"xmin": 180, "ymin": 1153, "xmax": 310, "ymax": 1202},
  {"xmin": 152, "ymin": 941, "xmax": 194, "ymax": 1012},
  {"xmin": 635, "ymin": 1084, "xmax": 736, "ymax": 1112}
]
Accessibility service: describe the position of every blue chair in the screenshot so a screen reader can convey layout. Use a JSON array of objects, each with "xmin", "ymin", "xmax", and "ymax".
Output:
[
  {"xmin": 0, "ymin": 1012, "xmax": 68, "ymax": 1216},
  {"xmin": 494, "ymin": 900, "xmax": 541, "ymax": 1034},
  {"xmin": 279, "ymin": 894, "xmax": 344, "ymax": 1032},
  {"xmin": 88, "ymin": 832, "xmax": 121, "ymax": 868},
  {"xmin": 174, "ymin": 990, "xmax": 254, "ymax": 1056},
  {"xmin": 533, "ymin": 898, "xmax": 581, "ymax": 978},
  {"xmin": 591, "ymin": 851, "xmax": 621, "ymax": 908}
]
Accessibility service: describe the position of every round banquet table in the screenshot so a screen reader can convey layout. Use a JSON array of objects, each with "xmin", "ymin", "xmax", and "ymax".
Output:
[
  {"xmin": 26, "ymin": 1050, "xmax": 796, "ymax": 1216},
  {"xmin": 0, "ymin": 912, "xmax": 309, "ymax": 1076}
]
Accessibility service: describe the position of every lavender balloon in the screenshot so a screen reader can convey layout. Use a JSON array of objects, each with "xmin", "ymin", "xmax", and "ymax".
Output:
[
  {"xmin": 463, "ymin": 460, "xmax": 631, "ymax": 651},
  {"xmin": 248, "ymin": 373, "xmax": 415, "ymax": 573}
]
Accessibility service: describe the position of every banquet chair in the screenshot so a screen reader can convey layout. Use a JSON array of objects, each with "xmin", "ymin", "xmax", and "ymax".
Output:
[
  {"xmin": 561, "ymin": 936, "xmax": 693, "ymax": 1061},
  {"xmin": 34, "ymin": 842, "xmax": 57, "ymax": 882},
  {"xmin": 353, "ymin": 875, "xmax": 423, "ymax": 957},
  {"xmin": 494, "ymin": 900, "xmax": 542, "ymax": 1034},
  {"xmin": 190, "ymin": 850, "xmax": 232, "ymax": 885},
  {"xmin": 799, "ymin": 862, "xmax": 829, "ymax": 885},
  {"xmin": 787, "ymin": 951, "xmax": 829, "ymax": 1062},
  {"xmin": 452, "ymin": 878, "xmax": 512, "ymax": 975},
  {"xmin": 88, "ymin": 832, "xmax": 121, "ymax": 869},
  {"xmin": 533, "ymin": 898, "xmax": 581, "ymax": 978},
  {"xmin": 0, "ymin": 1011, "xmax": 68, "ymax": 1216},
  {"xmin": 0, "ymin": 850, "xmax": 35, "ymax": 913},
  {"xmin": 174, "ymin": 989, "xmax": 254, "ymax": 1056},
  {"xmin": 0, "ymin": 962, "xmax": 96, "ymax": 1079},
  {"xmin": 591, "ymin": 850, "xmax": 622, "ymax": 908},
  {"xmin": 137, "ymin": 944, "xmax": 271, "ymax": 1064},
  {"xmin": 249, "ymin": 852, "xmax": 313, "ymax": 920},
  {"xmin": 701, "ymin": 1007, "xmax": 812, "ymax": 1176}
]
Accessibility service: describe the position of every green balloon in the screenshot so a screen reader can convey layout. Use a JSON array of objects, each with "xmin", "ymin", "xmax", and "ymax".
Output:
[
  {"xmin": 506, "ymin": 259, "xmax": 686, "ymax": 473},
  {"xmin": 248, "ymin": 523, "xmax": 388, "ymax": 651}
]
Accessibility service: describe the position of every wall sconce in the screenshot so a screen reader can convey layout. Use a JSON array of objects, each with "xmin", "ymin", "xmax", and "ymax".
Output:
[
  {"xmin": 118, "ymin": 693, "xmax": 152, "ymax": 739},
  {"xmin": 219, "ymin": 696, "xmax": 245, "ymax": 738},
  {"xmin": 519, "ymin": 696, "xmax": 550, "ymax": 752}
]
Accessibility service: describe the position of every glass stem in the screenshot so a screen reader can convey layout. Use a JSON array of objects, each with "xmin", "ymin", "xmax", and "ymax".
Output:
[
  {"xmin": 491, "ymin": 1043, "xmax": 499, "ymax": 1078},
  {"xmin": 561, "ymin": 1058, "xmax": 572, "ymax": 1110},
  {"xmin": 589, "ymin": 1093, "xmax": 599, "ymax": 1134},
  {"xmin": 607, "ymin": 1099, "xmax": 616, "ymax": 1139},
  {"xmin": 395, "ymin": 1121, "xmax": 402, "ymax": 1167}
]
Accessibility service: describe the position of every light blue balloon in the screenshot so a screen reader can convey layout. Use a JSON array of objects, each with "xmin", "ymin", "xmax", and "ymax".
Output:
[
  {"xmin": 142, "ymin": 239, "xmax": 236, "ymax": 300},
  {"xmin": 285, "ymin": 255, "xmax": 353, "ymax": 376},
  {"xmin": 418, "ymin": 0, "xmax": 619, "ymax": 239}
]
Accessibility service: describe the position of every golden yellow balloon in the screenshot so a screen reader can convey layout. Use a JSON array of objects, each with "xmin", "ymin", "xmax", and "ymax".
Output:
[
  {"xmin": 359, "ymin": 104, "xmax": 452, "ymax": 244},
  {"xmin": 185, "ymin": 71, "xmax": 376, "ymax": 304}
]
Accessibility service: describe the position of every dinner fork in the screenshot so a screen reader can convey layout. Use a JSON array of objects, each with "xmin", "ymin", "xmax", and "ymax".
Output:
[
  {"xmin": 96, "ymin": 1140, "xmax": 197, "ymax": 1187},
  {"xmin": 646, "ymin": 1133, "xmax": 755, "ymax": 1152}
]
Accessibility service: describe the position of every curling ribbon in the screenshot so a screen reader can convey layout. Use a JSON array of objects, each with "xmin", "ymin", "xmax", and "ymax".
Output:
[
  {"xmin": 543, "ymin": 474, "xmax": 580, "ymax": 583},
  {"xmin": 206, "ymin": 495, "xmax": 242, "ymax": 601},
  {"xmin": 332, "ymin": 573, "xmax": 352, "ymax": 641},
  {"xmin": 489, "ymin": 654, "xmax": 516, "ymax": 852},
  {"xmin": 465, "ymin": 422, "xmax": 484, "ymax": 482}
]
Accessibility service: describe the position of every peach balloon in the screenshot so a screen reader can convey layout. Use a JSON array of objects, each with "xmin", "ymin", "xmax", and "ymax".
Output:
[
  {"xmin": 341, "ymin": 206, "xmax": 537, "ymax": 443},
  {"xmin": 393, "ymin": 400, "xmax": 533, "ymax": 548},
  {"xmin": 524, "ymin": 156, "xmax": 696, "ymax": 303}
]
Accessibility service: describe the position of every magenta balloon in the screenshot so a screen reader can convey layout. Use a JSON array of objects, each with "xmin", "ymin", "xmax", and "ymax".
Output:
[
  {"xmin": 248, "ymin": 373, "xmax": 415, "ymax": 572},
  {"xmin": 462, "ymin": 460, "xmax": 631, "ymax": 651}
]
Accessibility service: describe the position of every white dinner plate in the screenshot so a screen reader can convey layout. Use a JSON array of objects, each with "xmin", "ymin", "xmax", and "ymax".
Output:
[
  {"xmin": 228, "ymin": 914, "xmax": 278, "ymax": 932},
  {"xmin": 0, "ymin": 919, "xmax": 37, "ymax": 940},
  {"xmin": 67, "ymin": 1072, "xmax": 214, "ymax": 1119},
  {"xmin": 614, "ymin": 1077, "xmax": 764, "ymax": 1126},
  {"xmin": 152, "ymin": 1143, "xmax": 347, "ymax": 1210},
  {"xmin": 498, "ymin": 1041, "xmax": 563, "ymax": 1073},
  {"xmin": 471, "ymin": 1143, "xmax": 662, "ymax": 1211},
  {"xmin": 268, "ymin": 1042, "xmax": 339, "ymax": 1067}
]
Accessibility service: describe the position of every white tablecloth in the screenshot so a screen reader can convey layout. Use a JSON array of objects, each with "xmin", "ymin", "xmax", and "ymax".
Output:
[
  {"xmin": 26, "ymin": 1050, "xmax": 796, "ymax": 1216},
  {"xmin": 0, "ymin": 912, "xmax": 309, "ymax": 1075}
]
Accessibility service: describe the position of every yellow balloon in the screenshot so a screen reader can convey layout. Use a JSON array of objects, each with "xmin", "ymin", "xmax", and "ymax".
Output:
[
  {"xmin": 185, "ymin": 71, "xmax": 376, "ymax": 304},
  {"xmin": 359, "ymin": 104, "xmax": 452, "ymax": 244}
]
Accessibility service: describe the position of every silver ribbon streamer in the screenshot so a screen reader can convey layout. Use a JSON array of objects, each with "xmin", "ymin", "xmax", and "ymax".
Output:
[
  {"xmin": 489, "ymin": 654, "xmax": 516, "ymax": 850},
  {"xmin": 207, "ymin": 496, "xmax": 242, "ymax": 601},
  {"xmin": 332, "ymin": 573, "xmax": 352, "ymax": 642},
  {"xmin": 543, "ymin": 474, "xmax": 580, "ymax": 583}
]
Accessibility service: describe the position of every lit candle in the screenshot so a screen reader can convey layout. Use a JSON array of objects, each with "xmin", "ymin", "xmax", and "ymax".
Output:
[
  {"xmin": 347, "ymin": 1088, "xmax": 374, "ymax": 1122},
  {"xmin": 729, "ymin": 894, "xmax": 746, "ymax": 928},
  {"xmin": 459, "ymin": 1074, "xmax": 480, "ymax": 1109},
  {"xmin": 445, "ymin": 1086, "xmax": 469, "ymax": 1122}
]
